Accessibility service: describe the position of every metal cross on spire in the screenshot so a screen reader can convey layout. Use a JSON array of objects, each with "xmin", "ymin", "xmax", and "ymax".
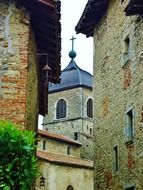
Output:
[{"xmin": 70, "ymin": 35, "xmax": 76, "ymax": 51}]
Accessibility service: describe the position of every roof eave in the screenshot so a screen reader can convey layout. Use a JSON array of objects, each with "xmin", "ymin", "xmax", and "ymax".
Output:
[
  {"xmin": 49, "ymin": 84, "xmax": 92, "ymax": 94},
  {"xmin": 125, "ymin": 0, "xmax": 143, "ymax": 16},
  {"xmin": 38, "ymin": 130, "xmax": 82, "ymax": 146},
  {"xmin": 75, "ymin": 0, "xmax": 109, "ymax": 37}
]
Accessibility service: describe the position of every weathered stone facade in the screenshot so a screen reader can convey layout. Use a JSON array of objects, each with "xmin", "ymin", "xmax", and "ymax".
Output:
[
  {"xmin": 93, "ymin": 1, "xmax": 143, "ymax": 189},
  {"xmin": 37, "ymin": 162, "xmax": 93, "ymax": 190},
  {"xmin": 75, "ymin": 0, "xmax": 143, "ymax": 189},
  {"xmin": 36, "ymin": 130, "xmax": 93, "ymax": 190},
  {"xmin": 43, "ymin": 87, "xmax": 93, "ymax": 159},
  {"xmin": 37, "ymin": 130, "xmax": 81, "ymax": 157},
  {"xmin": 0, "ymin": 0, "xmax": 38, "ymax": 130}
]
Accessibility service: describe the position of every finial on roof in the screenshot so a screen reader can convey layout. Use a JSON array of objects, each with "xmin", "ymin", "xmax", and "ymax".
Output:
[{"xmin": 69, "ymin": 35, "xmax": 77, "ymax": 59}]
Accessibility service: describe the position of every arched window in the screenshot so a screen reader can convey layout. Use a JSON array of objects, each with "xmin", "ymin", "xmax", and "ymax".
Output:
[
  {"xmin": 56, "ymin": 99, "xmax": 67, "ymax": 119},
  {"xmin": 66, "ymin": 185, "xmax": 74, "ymax": 190},
  {"xmin": 87, "ymin": 98, "xmax": 93, "ymax": 118}
]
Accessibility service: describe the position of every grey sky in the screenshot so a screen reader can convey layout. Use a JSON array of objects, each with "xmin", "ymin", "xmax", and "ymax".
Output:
[{"xmin": 61, "ymin": 0, "xmax": 93, "ymax": 74}]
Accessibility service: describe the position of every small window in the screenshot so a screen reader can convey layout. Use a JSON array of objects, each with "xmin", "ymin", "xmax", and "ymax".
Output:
[
  {"xmin": 74, "ymin": 132, "xmax": 78, "ymax": 140},
  {"xmin": 126, "ymin": 109, "xmax": 134, "ymax": 143},
  {"xmin": 67, "ymin": 145, "xmax": 71, "ymax": 155},
  {"xmin": 113, "ymin": 146, "xmax": 119, "ymax": 172},
  {"xmin": 56, "ymin": 99, "xmax": 67, "ymax": 119},
  {"xmin": 87, "ymin": 98, "xmax": 93, "ymax": 118},
  {"xmin": 66, "ymin": 185, "xmax": 74, "ymax": 190},
  {"xmin": 43, "ymin": 140, "xmax": 46, "ymax": 150},
  {"xmin": 122, "ymin": 35, "xmax": 131, "ymax": 65},
  {"xmin": 123, "ymin": 36, "xmax": 130, "ymax": 54}
]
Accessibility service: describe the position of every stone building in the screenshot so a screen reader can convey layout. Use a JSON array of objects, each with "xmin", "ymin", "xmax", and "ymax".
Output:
[
  {"xmin": 43, "ymin": 46, "xmax": 93, "ymax": 159},
  {"xmin": 76, "ymin": 0, "xmax": 143, "ymax": 189},
  {"xmin": 0, "ymin": 0, "xmax": 61, "ymax": 131},
  {"xmin": 36, "ymin": 129, "xmax": 93, "ymax": 190}
]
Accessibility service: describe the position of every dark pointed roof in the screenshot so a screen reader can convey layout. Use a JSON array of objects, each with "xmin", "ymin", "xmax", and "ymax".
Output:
[{"xmin": 49, "ymin": 58, "xmax": 93, "ymax": 93}]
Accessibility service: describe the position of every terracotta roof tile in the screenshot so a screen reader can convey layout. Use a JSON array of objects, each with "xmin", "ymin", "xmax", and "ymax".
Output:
[
  {"xmin": 38, "ymin": 130, "xmax": 82, "ymax": 146},
  {"xmin": 37, "ymin": 150, "xmax": 93, "ymax": 169}
]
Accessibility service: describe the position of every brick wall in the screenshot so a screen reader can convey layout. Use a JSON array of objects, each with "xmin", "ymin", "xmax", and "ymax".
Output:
[{"xmin": 0, "ymin": 1, "xmax": 38, "ymax": 130}]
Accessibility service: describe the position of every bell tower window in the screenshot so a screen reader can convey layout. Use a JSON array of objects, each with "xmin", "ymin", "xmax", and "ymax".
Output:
[
  {"xmin": 87, "ymin": 98, "xmax": 93, "ymax": 118},
  {"xmin": 56, "ymin": 99, "xmax": 67, "ymax": 119}
]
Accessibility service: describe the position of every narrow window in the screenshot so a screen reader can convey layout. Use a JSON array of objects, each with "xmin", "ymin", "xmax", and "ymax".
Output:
[
  {"xmin": 67, "ymin": 145, "xmax": 71, "ymax": 155},
  {"xmin": 43, "ymin": 140, "xmax": 46, "ymax": 150},
  {"xmin": 113, "ymin": 146, "xmax": 119, "ymax": 172},
  {"xmin": 87, "ymin": 98, "xmax": 93, "ymax": 118},
  {"xmin": 56, "ymin": 99, "xmax": 67, "ymax": 119},
  {"xmin": 126, "ymin": 109, "xmax": 134, "ymax": 142},
  {"xmin": 123, "ymin": 36, "xmax": 130, "ymax": 54},
  {"xmin": 74, "ymin": 132, "xmax": 78, "ymax": 140}
]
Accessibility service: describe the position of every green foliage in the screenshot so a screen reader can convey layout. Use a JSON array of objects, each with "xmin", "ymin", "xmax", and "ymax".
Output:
[{"xmin": 0, "ymin": 120, "xmax": 38, "ymax": 190}]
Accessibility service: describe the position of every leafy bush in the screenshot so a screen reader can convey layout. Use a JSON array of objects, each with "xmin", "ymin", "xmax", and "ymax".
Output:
[{"xmin": 0, "ymin": 120, "xmax": 38, "ymax": 190}]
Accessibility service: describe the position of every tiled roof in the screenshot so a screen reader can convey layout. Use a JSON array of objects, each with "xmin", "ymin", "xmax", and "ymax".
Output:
[
  {"xmin": 38, "ymin": 130, "xmax": 82, "ymax": 146},
  {"xmin": 37, "ymin": 150, "xmax": 93, "ymax": 169}
]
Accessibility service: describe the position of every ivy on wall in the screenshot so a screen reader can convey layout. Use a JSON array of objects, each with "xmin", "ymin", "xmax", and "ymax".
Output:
[{"xmin": 0, "ymin": 120, "xmax": 38, "ymax": 190}]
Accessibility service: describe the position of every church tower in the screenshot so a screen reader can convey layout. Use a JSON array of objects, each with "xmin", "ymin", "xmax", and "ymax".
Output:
[{"xmin": 43, "ymin": 37, "xmax": 93, "ymax": 159}]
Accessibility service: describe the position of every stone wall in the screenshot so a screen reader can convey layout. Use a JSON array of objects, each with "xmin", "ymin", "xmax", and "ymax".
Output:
[
  {"xmin": 43, "ymin": 87, "xmax": 93, "ymax": 159},
  {"xmin": 36, "ymin": 161, "xmax": 93, "ymax": 190},
  {"xmin": 93, "ymin": 0, "xmax": 143, "ymax": 189},
  {"xmin": 38, "ymin": 136, "xmax": 81, "ymax": 157},
  {"xmin": 0, "ymin": 0, "xmax": 38, "ymax": 130}
]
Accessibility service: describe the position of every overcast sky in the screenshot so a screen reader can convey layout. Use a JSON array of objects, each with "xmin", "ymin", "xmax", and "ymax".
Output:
[
  {"xmin": 38, "ymin": 0, "xmax": 93, "ymax": 128},
  {"xmin": 61, "ymin": 0, "xmax": 93, "ymax": 74}
]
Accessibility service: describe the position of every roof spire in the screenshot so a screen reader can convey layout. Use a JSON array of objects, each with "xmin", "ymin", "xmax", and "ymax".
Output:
[{"xmin": 69, "ymin": 35, "xmax": 77, "ymax": 59}]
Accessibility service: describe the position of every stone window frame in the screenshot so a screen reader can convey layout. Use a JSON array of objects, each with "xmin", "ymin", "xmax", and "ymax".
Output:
[
  {"xmin": 122, "ymin": 34, "xmax": 132, "ymax": 66},
  {"xmin": 86, "ymin": 97, "xmax": 93, "ymax": 118},
  {"xmin": 125, "ymin": 107, "xmax": 134, "ymax": 144},
  {"xmin": 112, "ymin": 145, "xmax": 119, "ymax": 173},
  {"xmin": 55, "ymin": 98, "xmax": 68, "ymax": 120}
]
